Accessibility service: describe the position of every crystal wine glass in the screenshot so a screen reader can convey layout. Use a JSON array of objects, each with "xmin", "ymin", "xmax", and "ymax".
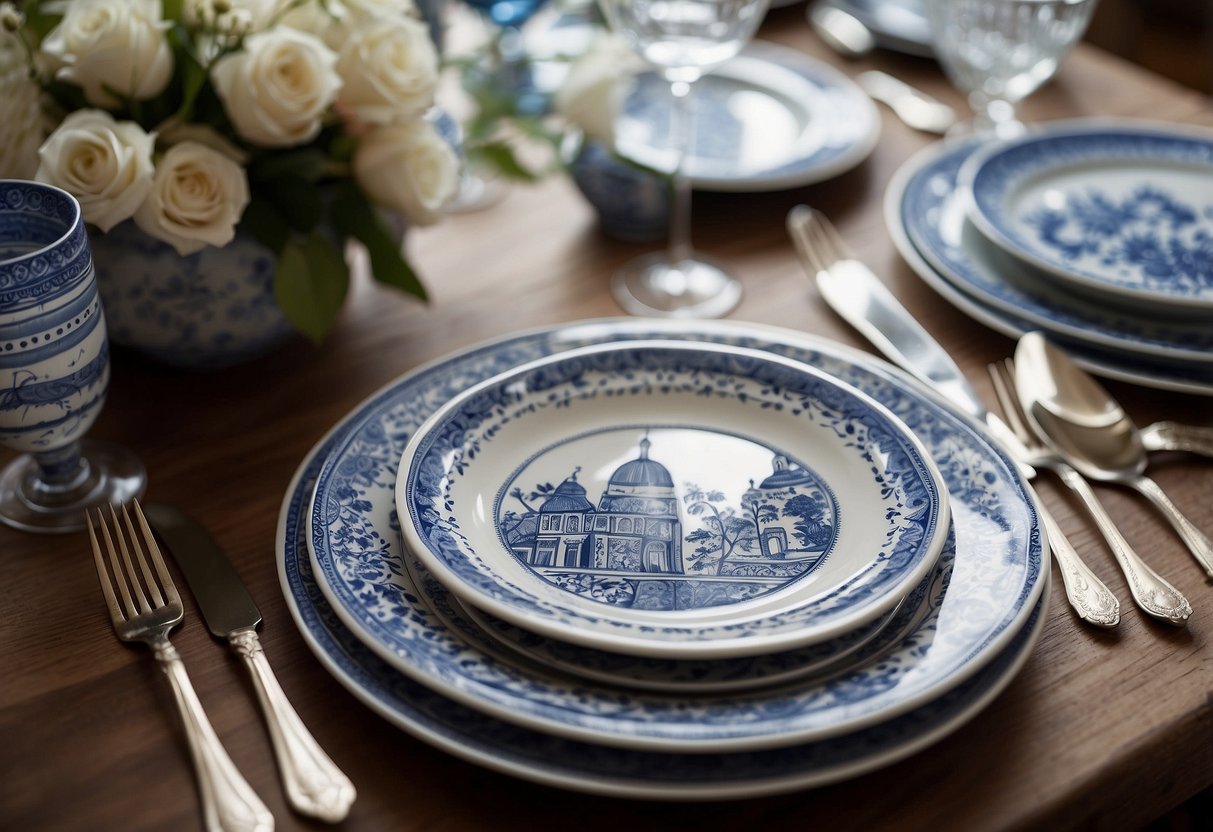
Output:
[
  {"xmin": 0, "ymin": 181, "xmax": 145, "ymax": 533},
  {"xmin": 924, "ymin": 0, "xmax": 1099, "ymax": 139},
  {"xmin": 598, "ymin": 0, "xmax": 770, "ymax": 318}
]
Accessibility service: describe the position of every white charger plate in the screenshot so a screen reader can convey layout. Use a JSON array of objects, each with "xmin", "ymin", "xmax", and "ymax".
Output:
[
  {"xmin": 961, "ymin": 121, "xmax": 1213, "ymax": 315},
  {"xmin": 396, "ymin": 340, "xmax": 949, "ymax": 659},
  {"xmin": 614, "ymin": 40, "xmax": 879, "ymax": 191},
  {"xmin": 306, "ymin": 320, "xmax": 1045, "ymax": 753}
]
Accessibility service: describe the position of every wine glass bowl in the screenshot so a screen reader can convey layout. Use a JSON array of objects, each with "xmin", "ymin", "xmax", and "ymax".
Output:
[
  {"xmin": 598, "ymin": 0, "xmax": 771, "ymax": 318},
  {"xmin": 0, "ymin": 180, "xmax": 145, "ymax": 533},
  {"xmin": 924, "ymin": 0, "xmax": 1098, "ymax": 138}
]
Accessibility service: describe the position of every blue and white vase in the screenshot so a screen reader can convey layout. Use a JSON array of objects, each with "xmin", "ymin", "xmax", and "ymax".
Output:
[
  {"xmin": 90, "ymin": 221, "xmax": 296, "ymax": 369},
  {"xmin": 563, "ymin": 133, "xmax": 669, "ymax": 243}
]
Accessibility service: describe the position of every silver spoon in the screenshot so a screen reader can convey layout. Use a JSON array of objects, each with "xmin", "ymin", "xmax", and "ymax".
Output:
[
  {"xmin": 856, "ymin": 71, "xmax": 957, "ymax": 135},
  {"xmin": 808, "ymin": 2, "xmax": 876, "ymax": 58},
  {"xmin": 1016, "ymin": 333, "xmax": 1213, "ymax": 580}
]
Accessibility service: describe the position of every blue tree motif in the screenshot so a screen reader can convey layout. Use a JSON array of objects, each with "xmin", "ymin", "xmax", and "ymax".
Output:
[{"xmin": 683, "ymin": 483, "xmax": 755, "ymax": 575}]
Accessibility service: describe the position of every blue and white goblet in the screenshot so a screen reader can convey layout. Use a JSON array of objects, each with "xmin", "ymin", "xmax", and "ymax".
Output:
[{"xmin": 0, "ymin": 180, "xmax": 145, "ymax": 533}]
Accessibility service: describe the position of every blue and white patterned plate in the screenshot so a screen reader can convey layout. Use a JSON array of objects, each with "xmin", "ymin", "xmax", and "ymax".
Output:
[
  {"xmin": 902, "ymin": 136, "xmax": 1213, "ymax": 365},
  {"xmin": 283, "ymin": 457, "xmax": 1046, "ymax": 798},
  {"xmin": 614, "ymin": 40, "xmax": 879, "ymax": 192},
  {"xmin": 397, "ymin": 341, "xmax": 949, "ymax": 659},
  {"xmin": 450, "ymin": 583, "xmax": 908, "ymax": 694},
  {"xmin": 307, "ymin": 320, "xmax": 1045, "ymax": 752},
  {"xmin": 962, "ymin": 121, "xmax": 1213, "ymax": 314}
]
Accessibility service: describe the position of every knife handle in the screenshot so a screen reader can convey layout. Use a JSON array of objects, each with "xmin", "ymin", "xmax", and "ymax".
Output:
[{"xmin": 229, "ymin": 629, "xmax": 356, "ymax": 822}]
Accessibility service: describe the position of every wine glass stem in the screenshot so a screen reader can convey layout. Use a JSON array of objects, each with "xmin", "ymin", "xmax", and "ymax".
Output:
[
  {"xmin": 33, "ymin": 441, "xmax": 89, "ymax": 490},
  {"xmin": 667, "ymin": 78, "xmax": 695, "ymax": 267}
]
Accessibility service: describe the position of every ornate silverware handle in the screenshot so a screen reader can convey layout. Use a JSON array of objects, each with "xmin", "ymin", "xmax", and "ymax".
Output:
[
  {"xmin": 1130, "ymin": 475, "xmax": 1213, "ymax": 579},
  {"xmin": 155, "ymin": 641, "xmax": 275, "ymax": 832},
  {"xmin": 1037, "ymin": 504, "xmax": 1119, "ymax": 627},
  {"xmin": 1054, "ymin": 466, "xmax": 1192, "ymax": 626},
  {"xmin": 1141, "ymin": 421, "xmax": 1213, "ymax": 457},
  {"xmin": 230, "ymin": 628, "xmax": 356, "ymax": 822}
]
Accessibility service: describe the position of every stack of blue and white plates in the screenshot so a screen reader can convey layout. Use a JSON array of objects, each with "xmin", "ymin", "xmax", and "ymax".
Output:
[
  {"xmin": 277, "ymin": 319, "xmax": 1048, "ymax": 799},
  {"xmin": 886, "ymin": 118, "xmax": 1213, "ymax": 395}
]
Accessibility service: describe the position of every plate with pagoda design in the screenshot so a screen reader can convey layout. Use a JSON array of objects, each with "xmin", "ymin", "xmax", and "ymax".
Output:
[{"xmin": 396, "ymin": 340, "xmax": 949, "ymax": 659}]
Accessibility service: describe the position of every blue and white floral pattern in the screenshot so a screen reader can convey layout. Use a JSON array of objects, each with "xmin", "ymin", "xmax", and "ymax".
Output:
[
  {"xmin": 90, "ymin": 221, "xmax": 294, "ymax": 369},
  {"xmin": 964, "ymin": 125, "xmax": 1213, "ymax": 310},
  {"xmin": 0, "ymin": 181, "xmax": 110, "ymax": 454},
  {"xmin": 398, "ymin": 342, "xmax": 946, "ymax": 656},
  {"xmin": 306, "ymin": 319, "xmax": 1045, "ymax": 752},
  {"xmin": 612, "ymin": 41, "xmax": 880, "ymax": 192}
]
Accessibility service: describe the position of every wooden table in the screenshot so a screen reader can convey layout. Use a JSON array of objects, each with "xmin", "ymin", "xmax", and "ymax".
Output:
[{"xmin": 3, "ymin": 9, "xmax": 1212, "ymax": 831}]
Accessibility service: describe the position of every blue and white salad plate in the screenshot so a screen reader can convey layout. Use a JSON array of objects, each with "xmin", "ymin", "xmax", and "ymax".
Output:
[
  {"xmin": 888, "ymin": 138, "xmax": 1213, "ymax": 396},
  {"xmin": 397, "ymin": 341, "xmax": 949, "ymax": 659},
  {"xmin": 961, "ymin": 121, "xmax": 1213, "ymax": 315},
  {"xmin": 614, "ymin": 40, "xmax": 879, "ymax": 192},
  {"xmin": 305, "ymin": 320, "xmax": 1046, "ymax": 752}
]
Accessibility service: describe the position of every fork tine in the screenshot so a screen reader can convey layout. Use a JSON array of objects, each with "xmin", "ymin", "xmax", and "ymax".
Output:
[
  {"xmin": 810, "ymin": 207, "xmax": 851, "ymax": 264},
  {"xmin": 107, "ymin": 503, "xmax": 152, "ymax": 614},
  {"xmin": 87, "ymin": 511, "xmax": 125, "ymax": 623},
  {"xmin": 788, "ymin": 205, "xmax": 826, "ymax": 275},
  {"xmin": 119, "ymin": 502, "xmax": 165, "ymax": 609},
  {"xmin": 95, "ymin": 507, "xmax": 140, "ymax": 619},
  {"xmin": 132, "ymin": 499, "xmax": 180, "ymax": 607}
]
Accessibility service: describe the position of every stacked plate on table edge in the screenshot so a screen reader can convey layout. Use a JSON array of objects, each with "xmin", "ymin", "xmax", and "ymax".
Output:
[
  {"xmin": 886, "ymin": 117, "xmax": 1213, "ymax": 396},
  {"xmin": 276, "ymin": 318, "xmax": 1049, "ymax": 800}
]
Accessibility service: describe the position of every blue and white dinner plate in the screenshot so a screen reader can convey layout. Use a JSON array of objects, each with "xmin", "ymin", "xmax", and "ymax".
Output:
[
  {"xmin": 614, "ymin": 40, "xmax": 880, "ymax": 191},
  {"xmin": 961, "ymin": 121, "xmax": 1213, "ymax": 315},
  {"xmin": 449, "ymin": 584, "xmax": 908, "ymax": 694},
  {"xmin": 397, "ymin": 341, "xmax": 949, "ymax": 659},
  {"xmin": 888, "ymin": 138, "xmax": 1213, "ymax": 396},
  {"xmin": 306, "ymin": 319, "xmax": 1046, "ymax": 752}
]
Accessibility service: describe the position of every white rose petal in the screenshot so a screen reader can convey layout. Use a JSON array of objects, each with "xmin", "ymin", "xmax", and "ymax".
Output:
[
  {"xmin": 211, "ymin": 28, "xmax": 341, "ymax": 148},
  {"xmin": 134, "ymin": 141, "xmax": 250, "ymax": 256},
  {"xmin": 279, "ymin": 0, "xmax": 419, "ymax": 49},
  {"xmin": 0, "ymin": 69, "xmax": 45, "ymax": 179},
  {"xmin": 41, "ymin": 0, "xmax": 172, "ymax": 109},
  {"xmin": 337, "ymin": 17, "xmax": 437, "ymax": 125},
  {"xmin": 341, "ymin": 0, "xmax": 419, "ymax": 23},
  {"xmin": 353, "ymin": 120, "xmax": 458, "ymax": 226},
  {"xmin": 36, "ymin": 109, "xmax": 155, "ymax": 232},
  {"xmin": 555, "ymin": 34, "xmax": 642, "ymax": 147},
  {"xmin": 155, "ymin": 119, "xmax": 250, "ymax": 164}
]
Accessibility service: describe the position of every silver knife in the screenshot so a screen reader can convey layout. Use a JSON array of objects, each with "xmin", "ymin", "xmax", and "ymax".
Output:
[
  {"xmin": 145, "ymin": 504, "xmax": 356, "ymax": 823},
  {"xmin": 786, "ymin": 205, "xmax": 1120, "ymax": 627}
]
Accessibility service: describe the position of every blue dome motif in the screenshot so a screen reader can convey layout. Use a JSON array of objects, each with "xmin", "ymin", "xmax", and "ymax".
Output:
[
  {"xmin": 607, "ymin": 437, "xmax": 674, "ymax": 488},
  {"xmin": 540, "ymin": 473, "xmax": 595, "ymax": 513},
  {"xmin": 759, "ymin": 455, "xmax": 815, "ymax": 489}
]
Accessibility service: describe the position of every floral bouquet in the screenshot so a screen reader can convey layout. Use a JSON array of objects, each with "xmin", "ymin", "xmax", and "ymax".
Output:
[{"xmin": 0, "ymin": 0, "xmax": 459, "ymax": 341}]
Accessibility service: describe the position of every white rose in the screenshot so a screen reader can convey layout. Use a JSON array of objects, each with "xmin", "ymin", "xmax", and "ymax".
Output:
[
  {"xmin": 36, "ymin": 110, "xmax": 155, "ymax": 232},
  {"xmin": 353, "ymin": 120, "xmax": 458, "ymax": 226},
  {"xmin": 134, "ymin": 141, "xmax": 250, "ymax": 256},
  {"xmin": 211, "ymin": 27, "xmax": 341, "ymax": 148},
  {"xmin": 279, "ymin": 0, "xmax": 418, "ymax": 49},
  {"xmin": 155, "ymin": 119, "xmax": 250, "ymax": 164},
  {"xmin": 555, "ymin": 35, "xmax": 641, "ymax": 147},
  {"xmin": 0, "ymin": 69, "xmax": 45, "ymax": 179},
  {"xmin": 41, "ymin": 0, "xmax": 172, "ymax": 109},
  {"xmin": 341, "ymin": 0, "xmax": 418, "ymax": 22},
  {"xmin": 336, "ymin": 17, "xmax": 437, "ymax": 125}
]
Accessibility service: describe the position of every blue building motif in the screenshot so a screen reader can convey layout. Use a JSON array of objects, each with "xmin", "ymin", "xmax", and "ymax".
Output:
[
  {"xmin": 523, "ymin": 437, "xmax": 684, "ymax": 575},
  {"xmin": 501, "ymin": 434, "xmax": 839, "ymax": 611}
]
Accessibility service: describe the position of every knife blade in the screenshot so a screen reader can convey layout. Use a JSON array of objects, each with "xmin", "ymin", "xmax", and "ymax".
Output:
[
  {"xmin": 786, "ymin": 206, "xmax": 1119, "ymax": 627},
  {"xmin": 145, "ymin": 504, "xmax": 356, "ymax": 822}
]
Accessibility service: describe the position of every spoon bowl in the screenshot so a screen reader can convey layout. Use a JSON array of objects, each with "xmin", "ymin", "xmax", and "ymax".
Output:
[{"xmin": 1016, "ymin": 332, "xmax": 1213, "ymax": 579}]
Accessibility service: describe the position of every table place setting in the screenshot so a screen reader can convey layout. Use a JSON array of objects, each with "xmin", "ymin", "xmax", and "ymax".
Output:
[{"xmin": 5, "ymin": 1, "xmax": 1213, "ymax": 829}]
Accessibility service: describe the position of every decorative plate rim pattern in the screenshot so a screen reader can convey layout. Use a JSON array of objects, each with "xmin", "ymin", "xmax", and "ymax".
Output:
[
  {"xmin": 305, "ymin": 319, "xmax": 1046, "ymax": 752},
  {"xmin": 617, "ymin": 39, "xmax": 880, "ymax": 192},
  {"xmin": 961, "ymin": 121, "xmax": 1213, "ymax": 311},
  {"xmin": 396, "ymin": 340, "xmax": 950, "ymax": 658}
]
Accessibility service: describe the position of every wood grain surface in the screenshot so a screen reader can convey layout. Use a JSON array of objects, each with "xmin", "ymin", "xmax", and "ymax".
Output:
[{"xmin": 2, "ymin": 8, "xmax": 1212, "ymax": 831}]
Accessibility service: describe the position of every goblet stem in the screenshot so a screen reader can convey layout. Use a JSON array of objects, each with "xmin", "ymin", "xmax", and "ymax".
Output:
[
  {"xmin": 666, "ymin": 78, "xmax": 695, "ymax": 267},
  {"xmin": 969, "ymin": 91, "xmax": 1025, "ymax": 139},
  {"xmin": 28, "ymin": 441, "xmax": 91, "ymax": 495}
]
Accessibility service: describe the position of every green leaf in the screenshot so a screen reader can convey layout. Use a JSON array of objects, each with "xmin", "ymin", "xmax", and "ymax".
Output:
[
  {"xmin": 330, "ymin": 183, "xmax": 427, "ymax": 302},
  {"xmin": 273, "ymin": 235, "xmax": 350, "ymax": 343},
  {"xmin": 250, "ymin": 149, "xmax": 332, "ymax": 182},
  {"xmin": 469, "ymin": 142, "xmax": 542, "ymax": 182},
  {"xmin": 173, "ymin": 46, "xmax": 209, "ymax": 123},
  {"xmin": 256, "ymin": 177, "xmax": 324, "ymax": 233}
]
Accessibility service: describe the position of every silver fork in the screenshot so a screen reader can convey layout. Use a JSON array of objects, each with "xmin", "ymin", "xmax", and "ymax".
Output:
[
  {"xmin": 88, "ymin": 501, "xmax": 275, "ymax": 832},
  {"xmin": 988, "ymin": 359, "xmax": 1192, "ymax": 626}
]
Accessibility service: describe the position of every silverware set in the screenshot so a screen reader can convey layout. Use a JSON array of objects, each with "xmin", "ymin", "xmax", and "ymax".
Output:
[
  {"xmin": 88, "ymin": 501, "xmax": 355, "ymax": 831},
  {"xmin": 789, "ymin": 205, "xmax": 1211, "ymax": 628}
]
